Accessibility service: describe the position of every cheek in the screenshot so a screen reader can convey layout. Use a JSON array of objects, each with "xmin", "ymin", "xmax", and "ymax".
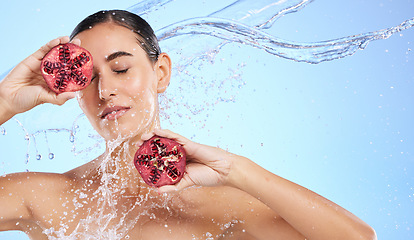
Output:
[
  {"xmin": 76, "ymin": 90, "xmax": 99, "ymax": 117},
  {"xmin": 124, "ymin": 71, "xmax": 158, "ymax": 101}
]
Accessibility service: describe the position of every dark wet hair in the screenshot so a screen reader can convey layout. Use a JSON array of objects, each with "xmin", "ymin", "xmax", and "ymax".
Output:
[{"xmin": 70, "ymin": 10, "xmax": 161, "ymax": 63}]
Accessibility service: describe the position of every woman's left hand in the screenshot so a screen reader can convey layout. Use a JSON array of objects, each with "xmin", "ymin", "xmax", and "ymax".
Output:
[{"xmin": 139, "ymin": 129, "xmax": 237, "ymax": 193}]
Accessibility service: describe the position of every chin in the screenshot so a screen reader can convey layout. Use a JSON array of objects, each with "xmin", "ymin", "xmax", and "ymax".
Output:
[{"xmin": 92, "ymin": 110, "xmax": 159, "ymax": 144}]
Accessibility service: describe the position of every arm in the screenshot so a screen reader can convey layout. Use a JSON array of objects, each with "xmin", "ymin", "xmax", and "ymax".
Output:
[
  {"xmin": 0, "ymin": 37, "xmax": 76, "ymax": 231},
  {"xmin": 0, "ymin": 173, "xmax": 33, "ymax": 231},
  {"xmin": 228, "ymin": 157, "xmax": 376, "ymax": 240},
  {"xmin": 143, "ymin": 129, "xmax": 377, "ymax": 240},
  {"xmin": 0, "ymin": 36, "xmax": 76, "ymax": 125}
]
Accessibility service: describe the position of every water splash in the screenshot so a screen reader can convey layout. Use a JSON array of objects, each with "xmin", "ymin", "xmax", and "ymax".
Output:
[
  {"xmin": 128, "ymin": 0, "xmax": 173, "ymax": 16},
  {"xmin": 207, "ymin": 0, "xmax": 314, "ymax": 29},
  {"xmin": 149, "ymin": 0, "xmax": 413, "ymax": 63},
  {"xmin": 0, "ymin": 126, "xmax": 6, "ymax": 135},
  {"xmin": 156, "ymin": 16, "xmax": 414, "ymax": 64},
  {"xmin": 1, "ymin": 114, "xmax": 104, "ymax": 170},
  {"xmin": 0, "ymin": 0, "xmax": 412, "ymax": 239}
]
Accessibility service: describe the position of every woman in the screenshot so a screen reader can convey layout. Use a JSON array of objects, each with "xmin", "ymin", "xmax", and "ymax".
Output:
[{"xmin": 0, "ymin": 10, "xmax": 376, "ymax": 240}]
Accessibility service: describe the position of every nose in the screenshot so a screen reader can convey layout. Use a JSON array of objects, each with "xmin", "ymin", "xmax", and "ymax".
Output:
[{"xmin": 98, "ymin": 75, "xmax": 117, "ymax": 100}]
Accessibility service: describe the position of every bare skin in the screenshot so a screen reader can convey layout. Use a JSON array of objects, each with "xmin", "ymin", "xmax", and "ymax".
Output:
[{"xmin": 0, "ymin": 22, "xmax": 377, "ymax": 240}]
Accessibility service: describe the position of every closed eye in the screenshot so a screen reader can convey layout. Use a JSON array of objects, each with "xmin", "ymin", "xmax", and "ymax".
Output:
[{"xmin": 114, "ymin": 69, "xmax": 129, "ymax": 74}]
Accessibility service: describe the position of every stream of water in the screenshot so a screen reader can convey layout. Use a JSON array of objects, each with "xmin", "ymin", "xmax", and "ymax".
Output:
[{"xmin": 0, "ymin": 0, "xmax": 413, "ymax": 239}]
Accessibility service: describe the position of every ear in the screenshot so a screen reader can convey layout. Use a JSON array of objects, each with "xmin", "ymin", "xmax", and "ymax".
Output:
[{"xmin": 155, "ymin": 53, "xmax": 172, "ymax": 93}]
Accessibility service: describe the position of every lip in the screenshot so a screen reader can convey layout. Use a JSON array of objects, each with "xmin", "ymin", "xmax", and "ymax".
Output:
[{"xmin": 100, "ymin": 106, "xmax": 131, "ymax": 120}]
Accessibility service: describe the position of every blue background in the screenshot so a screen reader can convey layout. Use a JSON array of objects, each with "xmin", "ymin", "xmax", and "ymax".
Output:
[{"xmin": 0, "ymin": 0, "xmax": 413, "ymax": 239}]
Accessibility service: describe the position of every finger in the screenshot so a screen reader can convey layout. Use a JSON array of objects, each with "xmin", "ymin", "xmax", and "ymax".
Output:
[
  {"xmin": 39, "ymin": 91, "xmax": 75, "ymax": 106},
  {"xmin": 70, "ymin": 38, "xmax": 81, "ymax": 46},
  {"xmin": 135, "ymin": 139, "xmax": 144, "ymax": 147},
  {"xmin": 135, "ymin": 132, "xmax": 155, "ymax": 147},
  {"xmin": 157, "ymin": 174, "xmax": 195, "ymax": 194},
  {"xmin": 32, "ymin": 36, "xmax": 70, "ymax": 61},
  {"xmin": 154, "ymin": 129, "xmax": 206, "ymax": 159},
  {"xmin": 54, "ymin": 92, "xmax": 76, "ymax": 105},
  {"xmin": 137, "ymin": 130, "xmax": 187, "ymax": 147},
  {"xmin": 141, "ymin": 132, "xmax": 155, "ymax": 141},
  {"xmin": 158, "ymin": 162, "xmax": 211, "ymax": 194},
  {"xmin": 157, "ymin": 185, "xmax": 177, "ymax": 193},
  {"xmin": 153, "ymin": 129, "xmax": 190, "ymax": 145}
]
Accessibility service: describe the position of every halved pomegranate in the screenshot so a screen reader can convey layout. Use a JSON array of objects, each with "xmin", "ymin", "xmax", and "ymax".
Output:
[
  {"xmin": 41, "ymin": 43, "xmax": 93, "ymax": 94},
  {"xmin": 134, "ymin": 136, "xmax": 186, "ymax": 187}
]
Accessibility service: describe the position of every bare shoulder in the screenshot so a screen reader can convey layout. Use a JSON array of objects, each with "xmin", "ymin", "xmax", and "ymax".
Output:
[
  {"xmin": 1, "ymin": 171, "xmax": 75, "ymax": 193},
  {"xmin": 0, "ymin": 171, "xmax": 76, "ymax": 209},
  {"xmin": 0, "ymin": 171, "xmax": 76, "ymax": 231},
  {"xmin": 1, "ymin": 156, "xmax": 100, "ymax": 198},
  {"xmin": 64, "ymin": 157, "xmax": 100, "ymax": 179}
]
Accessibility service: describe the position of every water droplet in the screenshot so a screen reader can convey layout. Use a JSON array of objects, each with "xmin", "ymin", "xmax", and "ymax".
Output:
[
  {"xmin": 69, "ymin": 134, "xmax": 75, "ymax": 143},
  {"xmin": 359, "ymin": 40, "xmax": 369, "ymax": 49},
  {"xmin": 36, "ymin": 154, "xmax": 42, "ymax": 160},
  {"xmin": 49, "ymin": 153, "xmax": 55, "ymax": 160}
]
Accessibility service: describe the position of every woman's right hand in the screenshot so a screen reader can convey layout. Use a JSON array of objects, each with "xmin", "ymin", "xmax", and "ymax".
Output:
[{"xmin": 0, "ymin": 36, "xmax": 77, "ymax": 122}]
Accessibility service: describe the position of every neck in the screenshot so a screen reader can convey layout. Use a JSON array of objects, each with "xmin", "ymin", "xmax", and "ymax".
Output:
[{"xmin": 99, "ymin": 118, "xmax": 160, "ymax": 194}]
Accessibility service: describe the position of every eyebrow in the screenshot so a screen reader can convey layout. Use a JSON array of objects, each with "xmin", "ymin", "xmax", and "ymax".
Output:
[{"xmin": 106, "ymin": 51, "xmax": 133, "ymax": 62}]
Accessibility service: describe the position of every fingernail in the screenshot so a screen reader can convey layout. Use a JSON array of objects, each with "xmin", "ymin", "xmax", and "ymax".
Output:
[
  {"xmin": 135, "ymin": 140, "xmax": 143, "ymax": 147},
  {"xmin": 141, "ymin": 133, "xmax": 153, "ymax": 140}
]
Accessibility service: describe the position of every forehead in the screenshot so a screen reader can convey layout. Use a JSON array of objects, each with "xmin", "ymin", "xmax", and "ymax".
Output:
[{"xmin": 74, "ymin": 23, "xmax": 146, "ymax": 61}]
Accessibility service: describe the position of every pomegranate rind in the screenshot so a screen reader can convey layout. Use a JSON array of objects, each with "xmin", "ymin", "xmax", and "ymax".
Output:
[
  {"xmin": 41, "ymin": 43, "xmax": 93, "ymax": 94},
  {"xmin": 134, "ymin": 136, "xmax": 187, "ymax": 187}
]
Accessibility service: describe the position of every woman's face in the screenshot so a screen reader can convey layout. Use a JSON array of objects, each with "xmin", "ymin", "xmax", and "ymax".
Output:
[{"xmin": 74, "ymin": 23, "xmax": 168, "ymax": 142}]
